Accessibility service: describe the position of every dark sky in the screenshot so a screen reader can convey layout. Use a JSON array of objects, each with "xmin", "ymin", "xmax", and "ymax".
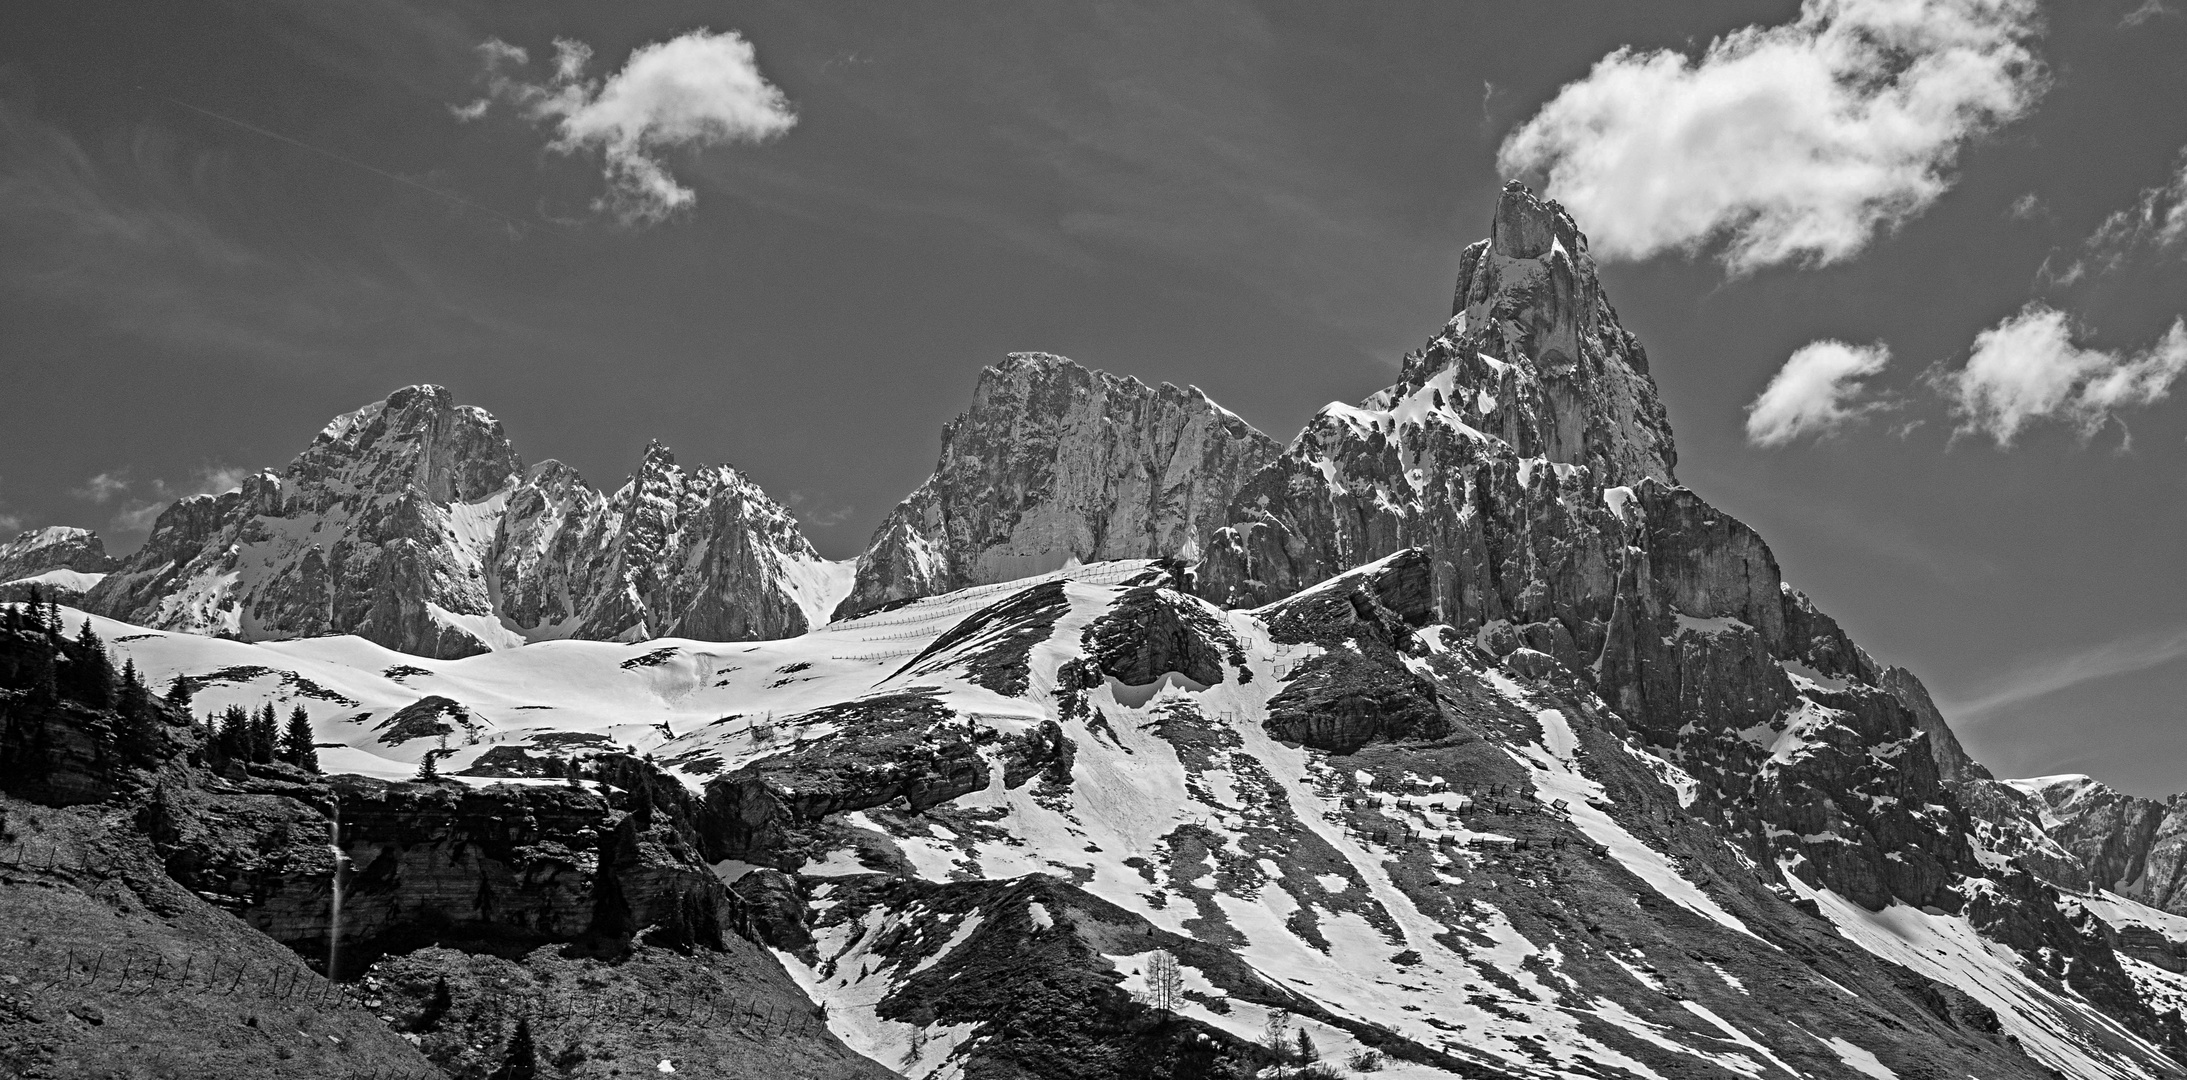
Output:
[{"xmin": 2, "ymin": 1, "xmax": 2184, "ymax": 791}]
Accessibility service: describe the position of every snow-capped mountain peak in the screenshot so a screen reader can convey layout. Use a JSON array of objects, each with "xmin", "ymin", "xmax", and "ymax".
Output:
[{"xmin": 83, "ymin": 385, "xmax": 850, "ymax": 658}]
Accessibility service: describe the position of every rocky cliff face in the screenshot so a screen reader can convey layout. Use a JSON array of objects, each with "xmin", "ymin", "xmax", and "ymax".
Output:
[
  {"xmin": 834, "ymin": 353, "xmax": 1279, "ymax": 618},
  {"xmin": 1999, "ymin": 775, "xmax": 2187, "ymax": 911},
  {"xmin": 0, "ymin": 525, "xmax": 120, "ymax": 604},
  {"xmin": 82, "ymin": 385, "xmax": 849, "ymax": 659},
  {"xmin": 85, "ymin": 385, "xmax": 524, "ymax": 657},
  {"xmin": 0, "ymin": 526, "xmax": 118, "ymax": 581}
]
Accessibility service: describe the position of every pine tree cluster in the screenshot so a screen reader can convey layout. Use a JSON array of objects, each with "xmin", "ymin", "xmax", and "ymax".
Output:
[
  {"xmin": 0, "ymin": 589, "xmax": 171, "ymax": 765},
  {"xmin": 210, "ymin": 702, "xmax": 321, "ymax": 773},
  {"xmin": 0, "ymin": 587, "xmax": 322, "ymax": 778}
]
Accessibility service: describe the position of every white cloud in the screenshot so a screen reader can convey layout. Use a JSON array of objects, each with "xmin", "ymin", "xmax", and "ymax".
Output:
[
  {"xmin": 111, "ymin": 500, "xmax": 167, "ymax": 534},
  {"xmin": 1498, "ymin": 0, "xmax": 2044, "ymax": 273},
  {"xmin": 70, "ymin": 464, "xmax": 251, "ymax": 535},
  {"xmin": 470, "ymin": 30, "xmax": 796, "ymax": 225},
  {"xmin": 1745, "ymin": 340, "xmax": 1892, "ymax": 445},
  {"xmin": 190, "ymin": 465, "xmax": 250, "ymax": 496},
  {"xmin": 71, "ymin": 471, "xmax": 130, "ymax": 504},
  {"xmin": 2063, "ymin": 147, "xmax": 2187, "ymax": 281},
  {"xmin": 1940, "ymin": 305, "xmax": 2187, "ymax": 445}
]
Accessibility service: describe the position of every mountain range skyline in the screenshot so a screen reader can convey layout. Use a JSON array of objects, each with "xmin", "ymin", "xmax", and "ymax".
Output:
[
  {"xmin": 5, "ymin": 1, "xmax": 2186, "ymax": 794},
  {"xmin": 9, "ymin": 13, "xmax": 2187, "ymax": 1067}
]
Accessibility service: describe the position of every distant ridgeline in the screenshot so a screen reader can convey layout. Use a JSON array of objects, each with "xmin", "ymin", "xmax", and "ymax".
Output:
[{"xmin": 0, "ymin": 186, "xmax": 2184, "ymax": 1079}]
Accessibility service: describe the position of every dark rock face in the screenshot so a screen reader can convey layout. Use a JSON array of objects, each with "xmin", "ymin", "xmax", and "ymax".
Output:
[
  {"xmin": 373, "ymin": 694, "xmax": 476, "ymax": 746},
  {"xmin": 82, "ymin": 386, "xmax": 841, "ymax": 658},
  {"xmin": 1081, "ymin": 585, "xmax": 1235, "ymax": 687},
  {"xmin": 728, "ymin": 866, "xmax": 817, "ymax": 960},
  {"xmin": 268, "ymin": 777, "xmax": 606, "ymax": 969},
  {"xmin": 1257, "ymin": 552, "xmax": 1448, "ymax": 754},
  {"xmin": 835, "ymin": 353, "xmax": 1280, "ymax": 617},
  {"xmin": 894, "ymin": 580, "xmax": 1079, "ymax": 697},
  {"xmin": 145, "ymin": 752, "xmax": 785, "ymax": 978},
  {"xmin": 702, "ymin": 692, "xmax": 994, "ymax": 869}
]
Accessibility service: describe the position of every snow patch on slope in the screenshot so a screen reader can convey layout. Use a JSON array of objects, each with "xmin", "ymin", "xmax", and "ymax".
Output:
[{"xmin": 1785, "ymin": 875, "xmax": 2176, "ymax": 1080}]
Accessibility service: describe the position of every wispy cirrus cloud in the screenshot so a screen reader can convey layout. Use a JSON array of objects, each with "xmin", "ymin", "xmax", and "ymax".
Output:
[
  {"xmin": 2055, "ymin": 146, "xmax": 2187, "ymax": 284},
  {"xmin": 2120, "ymin": 0, "xmax": 2178, "ymax": 27},
  {"xmin": 0, "ymin": 98, "xmax": 536, "ymax": 367},
  {"xmin": 460, "ymin": 30, "xmax": 797, "ymax": 225},
  {"xmin": 1499, "ymin": 0, "xmax": 2045, "ymax": 273},
  {"xmin": 1938, "ymin": 623, "xmax": 2187, "ymax": 722}
]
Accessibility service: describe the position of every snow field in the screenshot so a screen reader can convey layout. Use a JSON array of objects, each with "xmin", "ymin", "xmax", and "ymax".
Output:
[{"xmin": 1781, "ymin": 873, "xmax": 2176, "ymax": 1080}]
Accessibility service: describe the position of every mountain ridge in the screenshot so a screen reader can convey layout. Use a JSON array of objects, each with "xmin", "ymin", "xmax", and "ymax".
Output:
[
  {"xmin": 73, "ymin": 384, "xmax": 850, "ymax": 659},
  {"xmin": 2, "ymin": 183, "xmax": 2185, "ymax": 1079}
]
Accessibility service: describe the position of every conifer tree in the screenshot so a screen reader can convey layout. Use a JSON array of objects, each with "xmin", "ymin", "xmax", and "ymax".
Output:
[
  {"xmin": 118, "ymin": 659, "xmax": 146, "ymax": 711},
  {"xmin": 165, "ymin": 673, "xmax": 194, "ymax": 714},
  {"xmin": 24, "ymin": 633, "xmax": 58, "ymax": 704},
  {"xmin": 491, "ymin": 1015, "xmax": 539, "ymax": 1080},
  {"xmin": 112, "ymin": 659, "xmax": 158, "ymax": 760},
  {"xmin": 249, "ymin": 703, "xmax": 278, "ymax": 764},
  {"xmin": 415, "ymin": 749, "xmax": 440, "ymax": 780},
  {"xmin": 66, "ymin": 621, "xmax": 114, "ymax": 709},
  {"xmin": 21, "ymin": 584, "xmax": 43, "ymax": 623},
  {"xmin": 280, "ymin": 705, "xmax": 320, "ymax": 773},
  {"xmin": 217, "ymin": 704, "xmax": 253, "ymax": 761}
]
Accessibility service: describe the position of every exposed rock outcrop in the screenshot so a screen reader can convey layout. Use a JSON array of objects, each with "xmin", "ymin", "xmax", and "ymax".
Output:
[
  {"xmin": 701, "ymin": 691, "xmax": 995, "ymax": 869},
  {"xmin": 1258, "ymin": 552, "xmax": 1449, "ymax": 753},
  {"xmin": 835, "ymin": 353, "xmax": 1279, "ymax": 617}
]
